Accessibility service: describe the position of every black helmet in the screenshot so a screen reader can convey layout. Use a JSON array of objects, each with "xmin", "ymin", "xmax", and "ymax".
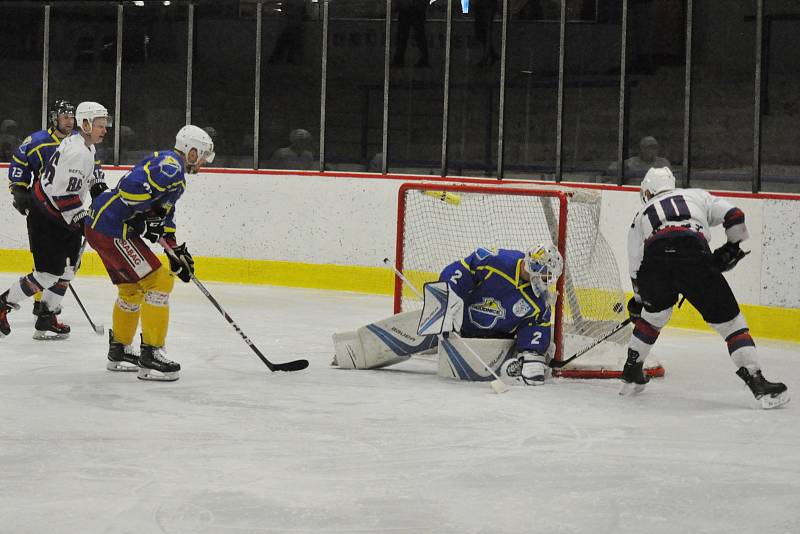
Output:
[{"xmin": 48, "ymin": 99, "xmax": 75, "ymax": 128}]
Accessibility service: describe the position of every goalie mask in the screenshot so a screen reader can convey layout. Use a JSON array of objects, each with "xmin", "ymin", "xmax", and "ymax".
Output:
[
  {"xmin": 640, "ymin": 167, "xmax": 676, "ymax": 204},
  {"xmin": 523, "ymin": 244, "xmax": 563, "ymax": 295}
]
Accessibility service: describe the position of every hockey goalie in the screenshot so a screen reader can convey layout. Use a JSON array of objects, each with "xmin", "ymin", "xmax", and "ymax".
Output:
[{"xmin": 332, "ymin": 245, "xmax": 563, "ymax": 386}]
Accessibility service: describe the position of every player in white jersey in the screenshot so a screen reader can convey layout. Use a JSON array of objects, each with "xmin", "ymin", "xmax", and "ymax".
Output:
[
  {"xmin": 620, "ymin": 167, "xmax": 788, "ymax": 409},
  {"xmin": 0, "ymin": 102, "xmax": 109, "ymax": 340}
]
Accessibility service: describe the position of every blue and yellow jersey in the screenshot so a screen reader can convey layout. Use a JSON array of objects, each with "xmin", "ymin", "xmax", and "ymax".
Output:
[
  {"xmin": 7, "ymin": 128, "xmax": 63, "ymax": 190},
  {"xmin": 8, "ymin": 128, "xmax": 101, "ymax": 192},
  {"xmin": 87, "ymin": 150, "xmax": 186, "ymax": 242},
  {"xmin": 439, "ymin": 247, "xmax": 553, "ymax": 353}
]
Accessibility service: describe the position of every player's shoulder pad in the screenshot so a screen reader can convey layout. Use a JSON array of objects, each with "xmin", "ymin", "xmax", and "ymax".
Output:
[
  {"xmin": 473, "ymin": 247, "xmax": 497, "ymax": 261},
  {"xmin": 18, "ymin": 135, "xmax": 33, "ymax": 151},
  {"xmin": 154, "ymin": 151, "xmax": 184, "ymax": 179},
  {"xmin": 25, "ymin": 129, "xmax": 53, "ymax": 148}
]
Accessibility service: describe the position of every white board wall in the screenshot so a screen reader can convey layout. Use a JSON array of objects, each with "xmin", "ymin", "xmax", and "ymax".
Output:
[{"xmin": 0, "ymin": 169, "xmax": 797, "ymax": 309}]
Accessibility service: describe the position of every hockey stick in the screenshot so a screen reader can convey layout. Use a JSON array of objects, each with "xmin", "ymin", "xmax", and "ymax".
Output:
[
  {"xmin": 70, "ymin": 239, "xmax": 104, "ymax": 335},
  {"xmin": 383, "ymin": 258, "xmax": 509, "ymax": 394},
  {"xmin": 159, "ymin": 239, "xmax": 308, "ymax": 373},
  {"xmin": 548, "ymin": 317, "xmax": 632, "ymax": 369},
  {"xmin": 69, "ymin": 285, "xmax": 104, "ymax": 335}
]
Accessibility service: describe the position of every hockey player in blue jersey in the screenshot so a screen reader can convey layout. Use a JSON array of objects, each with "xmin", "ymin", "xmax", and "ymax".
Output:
[
  {"xmin": 85, "ymin": 125, "xmax": 214, "ymax": 381},
  {"xmin": 332, "ymin": 244, "xmax": 563, "ymax": 386},
  {"xmin": 8, "ymin": 100, "xmax": 75, "ymax": 210},
  {"xmin": 438, "ymin": 246, "xmax": 563, "ymax": 385}
]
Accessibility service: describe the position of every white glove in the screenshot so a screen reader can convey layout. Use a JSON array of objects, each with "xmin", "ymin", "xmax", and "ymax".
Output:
[
  {"xmin": 519, "ymin": 351, "xmax": 547, "ymax": 386},
  {"xmin": 499, "ymin": 351, "xmax": 548, "ymax": 386}
]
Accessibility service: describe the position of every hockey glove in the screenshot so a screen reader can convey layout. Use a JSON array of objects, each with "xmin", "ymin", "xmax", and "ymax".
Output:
[
  {"xmin": 519, "ymin": 351, "xmax": 547, "ymax": 386},
  {"xmin": 168, "ymin": 243, "xmax": 194, "ymax": 283},
  {"xmin": 627, "ymin": 296, "xmax": 643, "ymax": 321},
  {"xmin": 712, "ymin": 241, "xmax": 748, "ymax": 272},
  {"xmin": 69, "ymin": 209, "xmax": 90, "ymax": 233},
  {"xmin": 89, "ymin": 181, "xmax": 108, "ymax": 199},
  {"xmin": 10, "ymin": 185, "xmax": 31, "ymax": 216},
  {"xmin": 129, "ymin": 213, "xmax": 166, "ymax": 243}
]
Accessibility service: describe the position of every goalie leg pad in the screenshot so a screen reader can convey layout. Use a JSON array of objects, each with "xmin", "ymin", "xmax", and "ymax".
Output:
[
  {"xmin": 333, "ymin": 310, "xmax": 437, "ymax": 370},
  {"xmin": 437, "ymin": 336, "xmax": 515, "ymax": 381}
]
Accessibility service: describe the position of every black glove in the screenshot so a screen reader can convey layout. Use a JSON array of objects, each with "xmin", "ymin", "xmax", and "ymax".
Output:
[
  {"xmin": 713, "ymin": 241, "xmax": 748, "ymax": 273},
  {"xmin": 69, "ymin": 209, "xmax": 89, "ymax": 234},
  {"xmin": 128, "ymin": 213, "xmax": 166, "ymax": 243},
  {"xmin": 10, "ymin": 185, "xmax": 31, "ymax": 216},
  {"xmin": 168, "ymin": 243, "xmax": 194, "ymax": 283},
  {"xmin": 89, "ymin": 181, "xmax": 109, "ymax": 199},
  {"xmin": 627, "ymin": 296, "xmax": 643, "ymax": 320}
]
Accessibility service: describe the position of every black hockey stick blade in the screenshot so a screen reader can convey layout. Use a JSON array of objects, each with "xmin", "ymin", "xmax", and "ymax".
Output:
[
  {"xmin": 271, "ymin": 359, "xmax": 310, "ymax": 372},
  {"xmin": 549, "ymin": 317, "xmax": 633, "ymax": 369}
]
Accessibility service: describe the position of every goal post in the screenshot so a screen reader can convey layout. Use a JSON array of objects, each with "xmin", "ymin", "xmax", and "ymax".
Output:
[{"xmin": 394, "ymin": 182, "xmax": 664, "ymax": 379}]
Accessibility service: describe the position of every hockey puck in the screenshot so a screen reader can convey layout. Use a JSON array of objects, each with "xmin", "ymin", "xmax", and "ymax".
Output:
[{"xmin": 613, "ymin": 302, "xmax": 624, "ymax": 313}]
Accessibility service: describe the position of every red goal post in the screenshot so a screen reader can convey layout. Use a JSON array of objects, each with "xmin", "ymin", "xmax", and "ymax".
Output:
[{"xmin": 393, "ymin": 182, "xmax": 665, "ymax": 379}]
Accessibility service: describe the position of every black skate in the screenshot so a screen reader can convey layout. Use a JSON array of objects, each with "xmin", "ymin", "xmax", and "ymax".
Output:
[
  {"xmin": 1, "ymin": 291, "xmax": 20, "ymax": 337},
  {"xmin": 32, "ymin": 301, "xmax": 61, "ymax": 317},
  {"xmin": 619, "ymin": 348, "xmax": 650, "ymax": 396},
  {"xmin": 137, "ymin": 342, "xmax": 180, "ymax": 382},
  {"xmin": 736, "ymin": 367, "xmax": 790, "ymax": 409},
  {"xmin": 32, "ymin": 308, "xmax": 70, "ymax": 340},
  {"xmin": 106, "ymin": 330, "xmax": 140, "ymax": 372}
]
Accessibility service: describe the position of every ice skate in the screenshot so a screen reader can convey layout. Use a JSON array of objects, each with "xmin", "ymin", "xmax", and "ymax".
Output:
[
  {"xmin": 32, "ymin": 301, "xmax": 61, "ymax": 317},
  {"xmin": 106, "ymin": 330, "xmax": 139, "ymax": 372},
  {"xmin": 736, "ymin": 367, "xmax": 789, "ymax": 409},
  {"xmin": 1, "ymin": 291, "xmax": 20, "ymax": 338},
  {"xmin": 137, "ymin": 342, "xmax": 180, "ymax": 382},
  {"xmin": 619, "ymin": 349, "xmax": 650, "ymax": 396},
  {"xmin": 32, "ymin": 308, "xmax": 70, "ymax": 340}
]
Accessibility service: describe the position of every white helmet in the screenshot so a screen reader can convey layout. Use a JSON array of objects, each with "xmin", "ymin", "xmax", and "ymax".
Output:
[
  {"xmin": 523, "ymin": 244, "xmax": 563, "ymax": 295},
  {"xmin": 640, "ymin": 167, "xmax": 676, "ymax": 204},
  {"xmin": 175, "ymin": 125, "xmax": 215, "ymax": 172},
  {"xmin": 75, "ymin": 101, "xmax": 111, "ymax": 133}
]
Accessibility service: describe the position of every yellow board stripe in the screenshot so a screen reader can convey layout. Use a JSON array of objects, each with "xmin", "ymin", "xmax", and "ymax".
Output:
[
  {"xmin": 1, "ymin": 248, "xmax": 797, "ymax": 341},
  {"xmin": 0, "ymin": 249, "xmax": 394, "ymax": 296}
]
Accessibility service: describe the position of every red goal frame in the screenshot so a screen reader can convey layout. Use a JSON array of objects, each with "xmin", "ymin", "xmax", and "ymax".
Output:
[{"xmin": 394, "ymin": 183, "xmax": 569, "ymax": 362}]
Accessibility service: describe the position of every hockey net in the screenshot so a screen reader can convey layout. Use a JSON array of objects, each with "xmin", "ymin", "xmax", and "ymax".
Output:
[{"xmin": 394, "ymin": 182, "xmax": 664, "ymax": 379}]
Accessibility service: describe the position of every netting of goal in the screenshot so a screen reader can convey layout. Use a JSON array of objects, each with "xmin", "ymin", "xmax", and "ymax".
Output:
[{"xmin": 393, "ymin": 182, "xmax": 664, "ymax": 379}]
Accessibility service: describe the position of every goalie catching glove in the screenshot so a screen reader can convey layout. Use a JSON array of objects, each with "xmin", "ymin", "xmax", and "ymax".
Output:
[
  {"xmin": 712, "ymin": 241, "xmax": 749, "ymax": 273},
  {"xmin": 168, "ymin": 243, "xmax": 194, "ymax": 283}
]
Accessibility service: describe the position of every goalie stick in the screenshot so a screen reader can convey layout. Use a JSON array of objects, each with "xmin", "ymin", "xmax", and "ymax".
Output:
[
  {"xmin": 383, "ymin": 258, "xmax": 509, "ymax": 394},
  {"xmin": 160, "ymin": 239, "xmax": 308, "ymax": 373}
]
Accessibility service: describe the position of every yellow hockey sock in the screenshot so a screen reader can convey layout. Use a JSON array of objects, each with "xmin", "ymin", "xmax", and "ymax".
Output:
[
  {"xmin": 139, "ymin": 266, "xmax": 174, "ymax": 347},
  {"xmin": 113, "ymin": 283, "xmax": 144, "ymax": 346}
]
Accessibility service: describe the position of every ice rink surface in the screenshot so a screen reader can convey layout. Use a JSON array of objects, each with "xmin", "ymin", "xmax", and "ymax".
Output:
[{"xmin": 0, "ymin": 274, "xmax": 797, "ymax": 534}]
